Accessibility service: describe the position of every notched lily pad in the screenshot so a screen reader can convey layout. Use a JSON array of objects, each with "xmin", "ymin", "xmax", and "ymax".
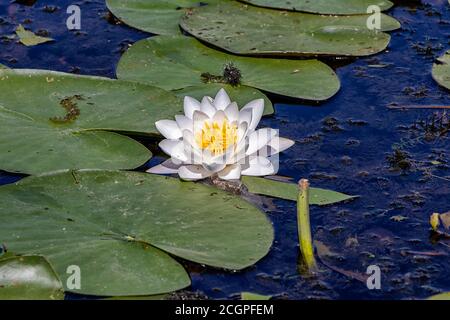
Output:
[
  {"xmin": 106, "ymin": 0, "xmax": 220, "ymax": 35},
  {"xmin": 0, "ymin": 255, "xmax": 64, "ymax": 300},
  {"xmin": 117, "ymin": 35, "xmax": 340, "ymax": 101},
  {"xmin": 0, "ymin": 69, "xmax": 184, "ymax": 174},
  {"xmin": 0, "ymin": 170, "xmax": 274, "ymax": 296},
  {"xmin": 16, "ymin": 24, "xmax": 53, "ymax": 46},
  {"xmin": 240, "ymin": 0, "xmax": 393, "ymax": 15},
  {"xmin": 432, "ymin": 50, "xmax": 450, "ymax": 90},
  {"xmin": 242, "ymin": 176, "xmax": 357, "ymax": 205},
  {"xmin": 180, "ymin": 2, "xmax": 401, "ymax": 57}
]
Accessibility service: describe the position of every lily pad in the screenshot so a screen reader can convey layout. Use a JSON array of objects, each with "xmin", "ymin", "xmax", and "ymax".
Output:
[
  {"xmin": 106, "ymin": 0, "xmax": 220, "ymax": 35},
  {"xmin": 0, "ymin": 255, "xmax": 64, "ymax": 300},
  {"xmin": 432, "ymin": 50, "xmax": 450, "ymax": 90},
  {"xmin": 180, "ymin": 1, "xmax": 401, "ymax": 57},
  {"xmin": 173, "ymin": 84, "xmax": 274, "ymax": 115},
  {"xmin": 241, "ymin": 292, "xmax": 271, "ymax": 300},
  {"xmin": 0, "ymin": 170, "xmax": 273, "ymax": 296},
  {"xmin": 428, "ymin": 292, "xmax": 450, "ymax": 300},
  {"xmin": 0, "ymin": 69, "xmax": 184, "ymax": 174},
  {"xmin": 427, "ymin": 292, "xmax": 450, "ymax": 301},
  {"xmin": 16, "ymin": 24, "xmax": 53, "ymax": 46},
  {"xmin": 240, "ymin": 0, "xmax": 393, "ymax": 15},
  {"xmin": 117, "ymin": 35, "xmax": 340, "ymax": 100},
  {"xmin": 242, "ymin": 176, "xmax": 357, "ymax": 205}
]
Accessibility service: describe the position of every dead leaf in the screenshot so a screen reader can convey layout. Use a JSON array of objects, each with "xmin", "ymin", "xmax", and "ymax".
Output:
[
  {"xmin": 440, "ymin": 212, "xmax": 450, "ymax": 229},
  {"xmin": 16, "ymin": 24, "xmax": 53, "ymax": 46}
]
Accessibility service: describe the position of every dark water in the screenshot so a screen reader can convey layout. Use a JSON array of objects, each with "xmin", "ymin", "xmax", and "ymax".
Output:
[{"xmin": 0, "ymin": 0, "xmax": 449, "ymax": 300}]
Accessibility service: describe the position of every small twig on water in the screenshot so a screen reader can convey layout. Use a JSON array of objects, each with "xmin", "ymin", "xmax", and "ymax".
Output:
[{"xmin": 387, "ymin": 105, "xmax": 450, "ymax": 110}]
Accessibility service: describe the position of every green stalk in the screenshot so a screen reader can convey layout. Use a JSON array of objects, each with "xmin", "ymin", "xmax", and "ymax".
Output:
[{"xmin": 297, "ymin": 179, "xmax": 317, "ymax": 271}]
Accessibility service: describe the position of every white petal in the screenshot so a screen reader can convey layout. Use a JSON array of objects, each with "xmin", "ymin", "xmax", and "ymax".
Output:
[
  {"xmin": 200, "ymin": 97, "xmax": 216, "ymax": 118},
  {"xmin": 266, "ymin": 137, "xmax": 295, "ymax": 155},
  {"xmin": 241, "ymin": 156, "xmax": 276, "ymax": 176},
  {"xmin": 159, "ymin": 139, "xmax": 187, "ymax": 162},
  {"xmin": 178, "ymin": 165, "xmax": 213, "ymax": 181},
  {"xmin": 212, "ymin": 110, "xmax": 227, "ymax": 124},
  {"xmin": 237, "ymin": 121, "xmax": 248, "ymax": 142},
  {"xmin": 184, "ymin": 96, "xmax": 201, "ymax": 119},
  {"xmin": 246, "ymin": 128, "xmax": 278, "ymax": 156},
  {"xmin": 239, "ymin": 108, "xmax": 252, "ymax": 131},
  {"xmin": 213, "ymin": 88, "xmax": 231, "ymax": 110},
  {"xmin": 175, "ymin": 115, "xmax": 193, "ymax": 133},
  {"xmin": 192, "ymin": 110, "xmax": 210, "ymax": 140},
  {"xmin": 182, "ymin": 130, "xmax": 203, "ymax": 164},
  {"xmin": 218, "ymin": 164, "xmax": 241, "ymax": 180},
  {"xmin": 241, "ymin": 99, "xmax": 264, "ymax": 131},
  {"xmin": 202, "ymin": 161, "xmax": 226, "ymax": 173},
  {"xmin": 155, "ymin": 120, "xmax": 182, "ymax": 139},
  {"xmin": 224, "ymin": 102, "xmax": 239, "ymax": 123},
  {"xmin": 146, "ymin": 159, "xmax": 180, "ymax": 174}
]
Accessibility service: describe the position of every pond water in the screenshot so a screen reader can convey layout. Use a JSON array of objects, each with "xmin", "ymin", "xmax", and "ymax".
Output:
[{"xmin": 0, "ymin": 0, "xmax": 449, "ymax": 300}]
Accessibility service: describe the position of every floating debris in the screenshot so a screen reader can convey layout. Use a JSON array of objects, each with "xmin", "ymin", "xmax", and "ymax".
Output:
[{"xmin": 15, "ymin": 24, "xmax": 53, "ymax": 46}]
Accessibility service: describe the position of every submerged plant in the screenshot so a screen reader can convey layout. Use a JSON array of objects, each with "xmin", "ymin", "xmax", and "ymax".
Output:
[
  {"xmin": 148, "ymin": 88, "xmax": 294, "ymax": 181},
  {"xmin": 414, "ymin": 111, "xmax": 449, "ymax": 140},
  {"xmin": 386, "ymin": 148, "xmax": 412, "ymax": 171}
]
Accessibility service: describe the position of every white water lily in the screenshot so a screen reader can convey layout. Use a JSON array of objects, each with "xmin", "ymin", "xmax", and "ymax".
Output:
[{"xmin": 147, "ymin": 88, "xmax": 294, "ymax": 181}]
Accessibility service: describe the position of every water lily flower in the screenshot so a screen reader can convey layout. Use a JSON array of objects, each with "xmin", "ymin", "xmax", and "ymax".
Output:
[{"xmin": 147, "ymin": 88, "xmax": 294, "ymax": 181}]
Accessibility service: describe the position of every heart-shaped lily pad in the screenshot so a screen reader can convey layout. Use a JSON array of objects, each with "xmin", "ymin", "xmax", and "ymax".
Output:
[
  {"xmin": 180, "ymin": 1, "xmax": 401, "ymax": 57},
  {"xmin": 0, "ymin": 255, "xmax": 64, "ymax": 300},
  {"xmin": 242, "ymin": 176, "xmax": 357, "ymax": 205},
  {"xmin": 432, "ymin": 50, "xmax": 450, "ymax": 90},
  {"xmin": 117, "ymin": 35, "xmax": 340, "ymax": 100},
  {"xmin": 0, "ymin": 170, "xmax": 273, "ymax": 296},
  {"xmin": 0, "ymin": 69, "xmax": 184, "ymax": 174},
  {"xmin": 106, "ymin": 0, "xmax": 220, "ymax": 35},
  {"xmin": 240, "ymin": 0, "xmax": 393, "ymax": 15}
]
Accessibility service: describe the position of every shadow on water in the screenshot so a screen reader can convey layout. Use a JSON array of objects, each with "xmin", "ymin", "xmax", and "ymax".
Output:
[{"xmin": 0, "ymin": 0, "xmax": 449, "ymax": 300}]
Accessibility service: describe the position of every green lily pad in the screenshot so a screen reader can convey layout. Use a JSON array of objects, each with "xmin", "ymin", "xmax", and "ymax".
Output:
[
  {"xmin": 0, "ymin": 69, "xmax": 184, "ymax": 174},
  {"xmin": 104, "ymin": 294, "xmax": 167, "ymax": 300},
  {"xmin": 0, "ymin": 170, "xmax": 273, "ymax": 296},
  {"xmin": 242, "ymin": 176, "xmax": 357, "ymax": 205},
  {"xmin": 16, "ymin": 24, "xmax": 53, "ymax": 47},
  {"xmin": 241, "ymin": 0, "xmax": 393, "ymax": 15},
  {"xmin": 0, "ymin": 255, "xmax": 64, "ymax": 300},
  {"xmin": 106, "ymin": 0, "xmax": 220, "ymax": 35},
  {"xmin": 180, "ymin": 1, "xmax": 401, "ymax": 57},
  {"xmin": 241, "ymin": 292, "xmax": 271, "ymax": 300},
  {"xmin": 117, "ymin": 35, "xmax": 340, "ymax": 100},
  {"xmin": 432, "ymin": 50, "xmax": 450, "ymax": 90},
  {"xmin": 174, "ymin": 84, "xmax": 274, "ymax": 115},
  {"xmin": 427, "ymin": 292, "xmax": 450, "ymax": 300}
]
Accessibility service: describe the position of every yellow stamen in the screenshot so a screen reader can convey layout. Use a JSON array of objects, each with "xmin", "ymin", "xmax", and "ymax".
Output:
[{"xmin": 195, "ymin": 119, "xmax": 238, "ymax": 156}]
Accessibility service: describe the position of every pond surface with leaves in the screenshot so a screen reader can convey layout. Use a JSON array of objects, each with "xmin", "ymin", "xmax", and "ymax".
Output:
[{"xmin": 0, "ymin": 0, "xmax": 449, "ymax": 299}]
